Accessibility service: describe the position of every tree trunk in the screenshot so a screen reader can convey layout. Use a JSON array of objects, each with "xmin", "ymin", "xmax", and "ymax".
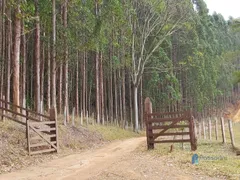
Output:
[
  {"xmin": 58, "ymin": 64, "xmax": 62, "ymax": 113},
  {"xmin": 51, "ymin": 0, "xmax": 57, "ymax": 108},
  {"xmin": 114, "ymin": 68, "xmax": 118, "ymax": 124},
  {"xmin": 100, "ymin": 51, "xmax": 104, "ymax": 124},
  {"xmin": 104, "ymin": 70, "xmax": 108, "ymax": 123},
  {"xmin": 40, "ymin": 32, "xmax": 45, "ymax": 111},
  {"xmin": 75, "ymin": 51, "xmax": 79, "ymax": 116},
  {"xmin": 21, "ymin": 20, "xmax": 26, "ymax": 112},
  {"xmin": 82, "ymin": 51, "xmax": 86, "ymax": 116},
  {"xmin": 119, "ymin": 69, "xmax": 123, "ymax": 126},
  {"xmin": 6, "ymin": 6, "xmax": 11, "ymax": 107},
  {"xmin": 63, "ymin": 0, "xmax": 69, "ymax": 122},
  {"xmin": 133, "ymin": 85, "xmax": 139, "ymax": 132},
  {"xmin": 129, "ymin": 71, "xmax": 133, "ymax": 127},
  {"xmin": 63, "ymin": 59, "xmax": 69, "ymax": 122},
  {"xmin": 109, "ymin": 46, "xmax": 113, "ymax": 123},
  {"xmin": 34, "ymin": 0, "xmax": 41, "ymax": 112},
  {"xmin": 0, "ymin": 0, "xmax": 5, "ymax": 99},
  {"xmin": 95, "ymin": 51, "xmax": 100, "ymax": 124},
  {"xmin": 140, "ymin": 78, "xmax": 144, "ymax": 129},
  {"xmin": 122, "ymin": 68, "xmax": 126, "ymax": 128},
  {"xmin": 12, "ymin": 3, "xmax": 21, "ymax": 112},
  {"xmin": 85, "ymin": 52, "xmax": 88, "ymax": 116},
  {"xmin": 47, "ymin": 41, "xmax": 51, "ymax": 110}
]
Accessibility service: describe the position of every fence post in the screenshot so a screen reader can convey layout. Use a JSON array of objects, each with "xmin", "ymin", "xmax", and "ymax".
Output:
[
  {"xmin": 1, "ymin": 95, "xmax": 5, "ymax": 122},
  {"xmin": 72, "ymin": 107, "xmax": 75, "ymax": 126},
  {"xmin": 22, "ymin": 97, "xmax": 26, "ymax": 116},
  {"xmin": 144, "ymin": 97, "xmax": 153, "ymax": 150},
  {"xmin": 220, "ymin": 117, "xmax": 226, "ymax": 144},
  {"xmin": 228, "ymin": 120, "xmax": 235, "ymax": 148},
  {"xmin": 40, "ymin": 101, "xmax": 43, "ymax": 121},
  {"xmin": 202, "ymin": 120, "xmax": 206, "ymax": 140},
  {"xmin": 80, "ymin": 110, "xmax": 83, "ymax": 126},
  {"xmin": 64, "ymin": 106, "xmax": 67, "ymax": 126},
  {"xmin": 198, "ymin": 120, "xmax": 202, "ymax": 139},
  {"xmin": 215, "ymin": 117, "xmax": 219, "ymax": 141},
  {"xmin": 106, "ymin": 114, "xmax": 109, "ymax": 126},
  {"xmin": 27, "ymin": 119, "xmax": 30, "ymax": 155},
  {"xmin": 194, "ymin": 119, "xmax": 198, "ymax": 139},
  {"xmin": 50, "ymin": 107, "xmax": 58, "ymax": 152},
  {"xmin": 26, "ymin": 110, "xmax": 29, "ymax": 138},
  {"xmin": 86, "ymin": 111, "xmax": 89, "ymax": 127},
  {"xmin": 189, "ymin": 112, "xmax": 197, "ymax": 151},
  {"xmin": 208, "ymin": 118, "xmax": 212, "ymax": 141}
]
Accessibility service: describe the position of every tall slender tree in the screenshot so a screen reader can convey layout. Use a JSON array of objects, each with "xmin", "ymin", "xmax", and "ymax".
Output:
[
  {"xmin": 12, "ymin": 1, "xmax": 21, "ymax": 112},
  {"xmin": 34, "ymin": 0, "xmax": 41, "ymax": 112},
  {"xmin": 63, "ymin": 0, "xmax": 69, "ymax": 122},
  {"xmin": 51, "ymin": 0, "xmax": 57, "ymax": 109}
]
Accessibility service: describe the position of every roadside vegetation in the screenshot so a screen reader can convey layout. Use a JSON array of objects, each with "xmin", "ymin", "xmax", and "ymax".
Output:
[
  {"xmin": 0, "ymin": 117, "xmax": 141, "ymax": 174},
  {"xmin": 144, "ymin": 122, "xmax": 240, "ymax": 180}
]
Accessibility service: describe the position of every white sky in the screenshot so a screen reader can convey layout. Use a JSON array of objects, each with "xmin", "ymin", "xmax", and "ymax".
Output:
[{"xmin": 204, "ymin": 0, "xmax": 240, "ymax": 20}]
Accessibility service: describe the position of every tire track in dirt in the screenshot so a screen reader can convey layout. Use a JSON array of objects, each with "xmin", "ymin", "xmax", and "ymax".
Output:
[
  {"xmin": 0, "ymin": 137, "xmax": 145, "ymax": 180},
  {"xmin": 0, "ymin": 137, "xmax": 223, "ymax": 180}
]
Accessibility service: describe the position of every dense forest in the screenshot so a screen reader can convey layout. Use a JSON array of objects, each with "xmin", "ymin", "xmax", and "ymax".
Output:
[{"xmin": 0, "ymin": 0, "xmax": 240, "ymax": 132}]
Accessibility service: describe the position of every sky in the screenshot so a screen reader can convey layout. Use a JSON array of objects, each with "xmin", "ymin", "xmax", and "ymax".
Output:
[{"xmin": 204, "ymin": 0, "xmax": 240, "ymax": 20}]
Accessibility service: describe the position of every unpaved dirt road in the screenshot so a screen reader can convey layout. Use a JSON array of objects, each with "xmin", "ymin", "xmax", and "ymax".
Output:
[{"xmin": 0, "ymin": 137, "xmax": 222, "ymax": 180}]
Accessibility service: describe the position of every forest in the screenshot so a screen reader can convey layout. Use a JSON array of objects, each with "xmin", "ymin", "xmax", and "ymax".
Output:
[{"xmin": 0, "ymin": 0, "xmax": 240, "ymax": 132}]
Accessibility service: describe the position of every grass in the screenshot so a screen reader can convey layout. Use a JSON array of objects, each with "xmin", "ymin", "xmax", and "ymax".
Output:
[
  {"xmin": 0, "ymin": 116, "xmax": 143, "ymax": 173},
  {"xmin": 232, "ymin": 122, "xmax": 240, "ymax": 149},
  {"xmin": 146, "ymin": 122, "xmax": 240, "ymax": 180},
  {"xmin": 57, "ymin": 114, "xmax": 144, "ymax": 141},
  {"xmin": 148, "ymin": 142, "xmax": 240, "ymax": 179},
  {"xmin": 2, "ymin": 113, "xmax": 239, "ymax": 178},
  {"xmin": 88, "ymin": 124, "xmax": 144, "ymax": 141}
]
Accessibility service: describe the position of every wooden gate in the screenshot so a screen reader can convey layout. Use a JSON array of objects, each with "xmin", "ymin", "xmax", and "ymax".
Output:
[
  {"xmin": 0, "ymin": 98, "xmax": 58, "ymax": 155},
  {"xmin": 145, "ymin": 98, "xmax": 197, "ymax": 151},
  {"xmin": 27, "ymin": 108, "xmax": 58, "ymax": 155}
]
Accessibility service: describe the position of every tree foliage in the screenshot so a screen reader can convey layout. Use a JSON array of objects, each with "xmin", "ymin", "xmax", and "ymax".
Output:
[{"xmin": 1, "ymin": 0, "xmax": 240, "ymax": 131}]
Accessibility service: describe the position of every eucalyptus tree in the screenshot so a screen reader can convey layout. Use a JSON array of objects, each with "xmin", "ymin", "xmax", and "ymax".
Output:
[
  {"xmin": 231, "ymin": 18, "xmax": 240, "ymax": 32},
  {"xmin": 12, "ymin": 1, "xmax": 21, "ymax": 112},
  {"xmin": 227, "ymin": 18, "xmax": 240, "ymax": 85},
  {"xmin": 51, "ymin": 0, "xmax": 56, "ymax": 109},
  {"xmin": 34, "ymin": 0, "xmax": 41, "ymax": 112},
  {"xmin": 184, "ymin": 0, "xmax": 240, "ymax": 115},
  {"xmin": 63, "ymin": 0, "xmax": 69, "ymax": 122},
  {"xmin": 127, "ymin": 0, "xmax": 193, "ymax": 131}
]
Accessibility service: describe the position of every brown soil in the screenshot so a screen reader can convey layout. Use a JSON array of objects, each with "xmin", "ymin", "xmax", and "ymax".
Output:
[
  {"xmin": 0, "ymin": 137, "xmax": 224, "ymax": 180},
  {"xmin": 0, "ymin": 120, "xmax": 105, "ymax": 174},
  {"xmin": 224, "ymin": 101, "xmax": 240, "ymax": 122}
]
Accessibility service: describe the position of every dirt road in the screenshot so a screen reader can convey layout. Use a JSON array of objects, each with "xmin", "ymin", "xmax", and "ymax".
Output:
[{"xmin": 0, "ymin": 137, "xmax": 222, "ymax": 180}]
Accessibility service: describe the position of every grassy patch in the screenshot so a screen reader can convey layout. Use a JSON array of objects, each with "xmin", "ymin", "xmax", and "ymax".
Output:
[
  {"xmin": 58, "ymin": 114, "xmax": 144, "ymax": 141},
  {"xmin": 232, "ymin": 122, "xmax": 240, "ymax": 149},
  {"xmin": 147, "ymin": 141, "xmax": 240, "ymax": 179},
  {"xmin": 88, "ymin": 124, "xmax": 143, "ymax": 141},
  {"xmin": 146, "ymin": 122, "xmax": 240, "ymax": 180}
]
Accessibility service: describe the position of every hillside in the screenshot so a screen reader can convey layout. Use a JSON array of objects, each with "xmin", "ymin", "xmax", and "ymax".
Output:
[
  {"xmin": 0, "ymin": 119, "xmax": 140, "ymax": 174},
  {"xmin": 224, "ymin": 101, "xmax": 240, "ymax": 122}
]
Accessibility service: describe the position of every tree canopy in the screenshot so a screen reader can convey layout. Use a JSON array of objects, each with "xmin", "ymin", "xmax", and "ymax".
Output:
[{"xmin": 0, "ymin": 0, "xmax": 240, "ymax": 131}]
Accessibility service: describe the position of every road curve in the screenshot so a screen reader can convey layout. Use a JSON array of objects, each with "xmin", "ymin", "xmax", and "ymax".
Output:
[{"xmin": 0, "ymin": 137, "xmax": 146, "ymax": 180}]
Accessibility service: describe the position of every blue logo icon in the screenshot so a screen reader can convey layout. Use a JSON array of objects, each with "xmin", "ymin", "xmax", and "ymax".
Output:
[{"xmin": 192, "ymin": 154, "xmax": 199, "ymax": 165}]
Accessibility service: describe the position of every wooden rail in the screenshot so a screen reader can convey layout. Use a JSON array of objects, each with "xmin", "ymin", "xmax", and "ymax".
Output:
[
  {"xmin": 144, "ymin": 97, "xmax": 197, "ymax": 151},
  {"xmin": 0, "ymin": 98, "xmax": 50, "ymax": 122}
]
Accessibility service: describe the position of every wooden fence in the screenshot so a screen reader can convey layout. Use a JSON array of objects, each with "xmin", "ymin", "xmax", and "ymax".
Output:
[
  {"xmin": 195, "ymin": 116, "xmax": 239, "ymax": 155},
  {"xmin": 145, "ymin": 98, "xmax": 197, "ymax": 151},
  {"xmin": 0, "ymin": 98, "xmax": 58, "ymax": 155}
]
